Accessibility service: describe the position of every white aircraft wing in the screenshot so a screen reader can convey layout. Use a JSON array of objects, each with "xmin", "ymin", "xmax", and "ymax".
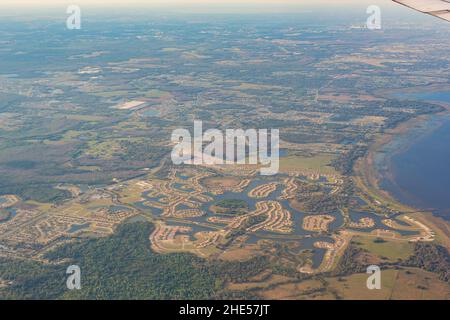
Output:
[{"xmin": 393, "ymin": 0, "xmax": 450, "ymax": 22}]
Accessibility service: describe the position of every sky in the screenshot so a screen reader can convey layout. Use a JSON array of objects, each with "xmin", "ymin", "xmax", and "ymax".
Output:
[
  {"xmin": 0, "ymin": 0, "xmax": 396, "ymax": 8},
  {"xmin": 0, "ymin": 0, "xmax": 418, "ymax": 20}
]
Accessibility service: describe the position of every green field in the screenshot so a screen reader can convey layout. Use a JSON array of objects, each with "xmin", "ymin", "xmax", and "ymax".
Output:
[
  {"xmin": 353, "ymin": 236, "xmax": 414, "ymax": 262},
  {"xmin": 280, "ymin": 154, "xmax": 337, "ymax": 174}
]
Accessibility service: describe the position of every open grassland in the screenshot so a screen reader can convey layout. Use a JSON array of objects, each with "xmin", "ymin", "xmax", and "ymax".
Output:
[
  {"xmin": 203, "ymin": 177, "xmax": 242, "ymax": 190},
  {"xmin": 326, "ymin": 268, "xmax": 450, "ymax": 300},
  {"xmin": 84, "ymin": 140, "xmax": 123, "ymax": 159},
  {"xmin": 353, "ymin": 236, "xmax": 414, "ymax": 262},
  {"xmin": 258, "ymin": 268, "xmax": 449, "ymax": 300},
  {"xmin": 65, "ymin": 115, "xmax": 108, "ymax": 122},
  {"xmin": 279, "ymin": 154, "xmax": 337, "ymax": 175}
]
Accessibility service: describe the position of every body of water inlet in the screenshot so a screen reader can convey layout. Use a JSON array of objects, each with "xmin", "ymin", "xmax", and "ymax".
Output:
[{"xmin": 378, "ymin": 92, "xmax": 450, "ymax": 220}]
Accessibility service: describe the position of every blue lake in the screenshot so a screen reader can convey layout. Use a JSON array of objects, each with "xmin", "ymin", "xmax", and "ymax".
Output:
[
  {"xmin": 394, "ymin": 91, "xmax": 450, "ymax": 103},
  {"xmin": 381, "ymin": 92, "xmax": 450, "ymax": 220},
  {"xmin": 68, "ymin": 222, "xmax": 91, "ymax": 233}
]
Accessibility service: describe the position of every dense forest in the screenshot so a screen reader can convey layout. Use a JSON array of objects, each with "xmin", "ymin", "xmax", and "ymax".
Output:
[
  {"xmin": 295, "ymin": 179, "xmax": 354, "ymax": 213},
  {"xmin": 333, "ymin": 241, "xmax": 450, "ymax": 283},
  {"xmin": 403, "ymin": 243, "xmax": 450, "ymax": 282},
  {"xmin": 0, "ymin": 222, "xmax": 270, "ymax": 299},
  {"xmin": 332, "ymin": 145, "xmax": 368, "ymax": 175},
  {"xmin": 214, "ymin": 199, "xmax": 249, "ymax": 215},
  {"xmin": 332, "ymin": 244, "xmax": 368, "ymax": 276},
  {"xmin": 0, "ymin": 184, "xmax": 71, "ymax": 203}
]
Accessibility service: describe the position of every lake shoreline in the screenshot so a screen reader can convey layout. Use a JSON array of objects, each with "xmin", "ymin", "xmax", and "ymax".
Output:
[
  {"xmin": 354, "ymin": 100, "xmax": 450, "ymax": 248},
  {"xmin": 380, "ymin": 112, "xmax": 450, "ymax": 219}
]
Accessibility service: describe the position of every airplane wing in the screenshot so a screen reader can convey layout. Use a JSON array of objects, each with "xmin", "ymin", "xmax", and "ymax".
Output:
[{"xmin": 393, "ymin": 0, "xmax": 450, "ymax": 22}]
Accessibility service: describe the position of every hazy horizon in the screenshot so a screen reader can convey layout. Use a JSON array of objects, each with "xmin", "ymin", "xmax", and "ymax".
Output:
[
  {"xmin": 0, "ymin": 0, "xmax": 421, "ymax": 21},
  {"xmin": 0, "ymin": 0, "xmax": 399, "ymax": 12}
]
